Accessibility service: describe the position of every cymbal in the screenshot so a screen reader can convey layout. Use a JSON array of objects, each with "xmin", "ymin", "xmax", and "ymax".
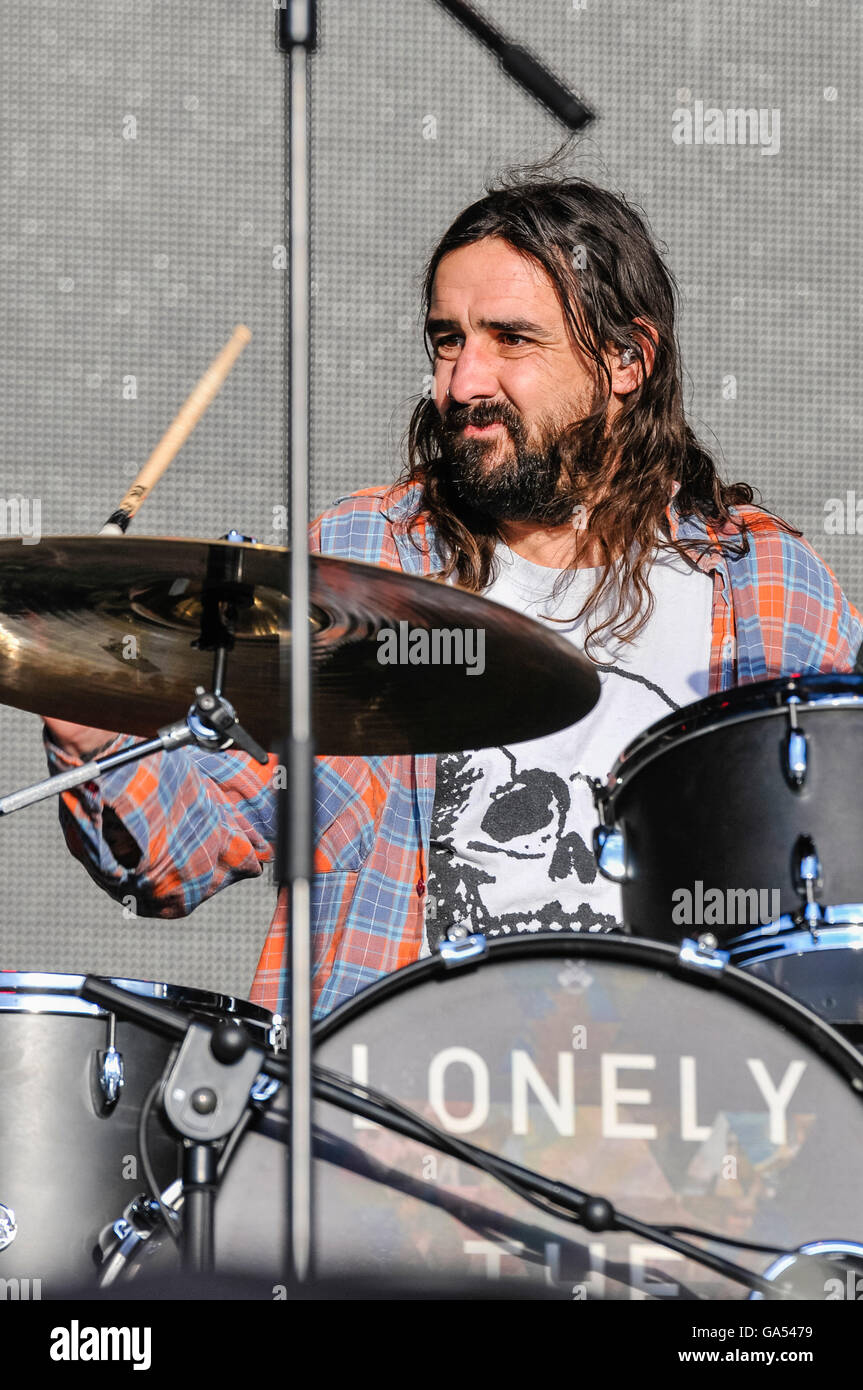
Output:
[{"xmin": 0, "ymin": 536, "xmax": 600, "ymax": 754}]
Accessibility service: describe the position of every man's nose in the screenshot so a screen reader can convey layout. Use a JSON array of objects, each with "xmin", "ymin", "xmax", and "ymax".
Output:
[{"xmin": 446, "ymin": 340, "xmax": 500, "ymax": 404}]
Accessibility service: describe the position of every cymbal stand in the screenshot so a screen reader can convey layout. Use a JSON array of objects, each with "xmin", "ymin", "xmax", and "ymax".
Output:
[{"xmin": 0, "ymin": 571, "xmax": 269, "ymax": 818}]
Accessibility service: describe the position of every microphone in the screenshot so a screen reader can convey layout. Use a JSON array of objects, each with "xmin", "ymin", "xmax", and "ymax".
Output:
[{"xmin": 436, "ymin": 0, "xmax": 595, "ymax": 132}]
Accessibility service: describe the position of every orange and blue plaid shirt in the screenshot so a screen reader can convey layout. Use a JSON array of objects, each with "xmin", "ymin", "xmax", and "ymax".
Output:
[{"xmin": 44, "ymin": 483, "xmax": 863, "ymax": 1018}]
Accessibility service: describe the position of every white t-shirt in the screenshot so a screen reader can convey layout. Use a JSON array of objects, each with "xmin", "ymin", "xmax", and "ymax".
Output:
[{"xmin": 421, "ymin": 542, "xmax": 713, "ymax": 956}]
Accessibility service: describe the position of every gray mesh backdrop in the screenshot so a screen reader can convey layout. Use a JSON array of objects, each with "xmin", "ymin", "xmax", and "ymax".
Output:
[
  {"xmin": 0, "ymin": 0, "xmax": 284, "ymax": 994},
  {"xmin": 0, "ymin": 0, "xmax": 859, "ymax": 998}
]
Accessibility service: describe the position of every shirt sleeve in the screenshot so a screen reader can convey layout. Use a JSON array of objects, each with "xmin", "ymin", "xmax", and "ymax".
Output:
[
  {"xmin": 729, "ymin": 511, "xmax": 863, "ymax": 678},
  {"xmin": 45, "ymin": 728, "xmax": 278, "ymax": 918},
  {"xmin": 777, "ymin": 528, "xmax": 863, "ymax": 672}
]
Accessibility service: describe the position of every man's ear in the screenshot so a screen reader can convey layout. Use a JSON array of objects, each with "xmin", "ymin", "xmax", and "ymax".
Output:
[{"xmin": 609, "ymin": 318, "xmax": 658, "ymax": 395}]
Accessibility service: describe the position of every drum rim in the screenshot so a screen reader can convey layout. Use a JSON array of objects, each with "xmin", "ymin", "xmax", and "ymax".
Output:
[
  {"xmin": 0, "ymin": 970, "xmax": 272, "ymax": 1027},
  {"xmin": 314, "ymin": 931, "xmax": 863, "ymax": 1093},
  {"xmin": 598, "ymin": 672, "xmax": 863, "ymax": 809}
]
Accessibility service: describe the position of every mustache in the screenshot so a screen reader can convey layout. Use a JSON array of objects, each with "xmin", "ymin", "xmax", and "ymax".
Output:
[{"xmin": 440, "ymin": 400, "xmax": 524, "ymax": 440}]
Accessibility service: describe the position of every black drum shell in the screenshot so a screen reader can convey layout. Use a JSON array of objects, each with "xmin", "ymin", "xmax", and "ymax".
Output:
[{"xmin": 609, "ymin": 698, "xmax": 863, "ymax": 940}]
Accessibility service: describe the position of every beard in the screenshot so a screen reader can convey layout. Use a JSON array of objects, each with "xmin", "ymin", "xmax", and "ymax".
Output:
[{"xmin": 437, "ymin": 397, "xmax": 591, "ymax": 525}]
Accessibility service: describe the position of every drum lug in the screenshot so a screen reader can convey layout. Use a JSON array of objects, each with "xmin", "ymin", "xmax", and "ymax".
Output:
[
  {"xmin": 593, "ymin": 825, "xmax": 627, "ymax": 882},
  {"xmin": 784, "ymin": 696, "xmax": 808, "ymax": 788},
  {"xmin": 784, "ymin": 730, "xmax": 808, "ymax": 789},
  {"xmin": 792, "ymin": 835, "xmax": 824, "ymax": 937},
  {"xmin": 97, "ymin": 1012, "xmax": 125, "ymax": 1107},
  {"xmin": 98, "ymin": 1046, "xmax": 125, "ymax": 1106},
  {"xmin": 437, "ymin": 932, "xmax": 488, "ymax": 968},
  {"xmin": 678, "ymin": 935, "xmax": 727, "ymax": 972}
]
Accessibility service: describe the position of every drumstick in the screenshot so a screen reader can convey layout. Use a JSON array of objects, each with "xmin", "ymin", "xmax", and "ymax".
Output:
[{"xmin": 99, "ymin": 324, "xmax": 252, "ymax": 535}]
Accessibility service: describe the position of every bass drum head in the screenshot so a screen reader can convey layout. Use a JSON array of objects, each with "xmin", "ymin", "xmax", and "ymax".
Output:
[{"xmin": 307, "ymin": 935, "xmax": 863, "ymax": 1300}]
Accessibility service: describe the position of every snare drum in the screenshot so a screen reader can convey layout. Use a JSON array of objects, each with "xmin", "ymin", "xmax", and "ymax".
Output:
[
  {"xmin": 0, "ymin": 972, "xmax": 272, "ymax": 1294},
  {"xmin": 102, "ymin": 935, "xmax": 863, "ymax": 1300},
  {"xmin": 593, "ymin": 673, "xmax": 863, "ymax": 1034}
]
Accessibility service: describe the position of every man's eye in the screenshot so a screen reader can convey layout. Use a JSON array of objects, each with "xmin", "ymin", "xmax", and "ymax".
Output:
[
  {"xmin": 433, "ymin": 335, "xmax": 460, "ymax": 352},
  {"xmin": 500, "ymin": 333, "xmax": 528, "ymax": 346}
]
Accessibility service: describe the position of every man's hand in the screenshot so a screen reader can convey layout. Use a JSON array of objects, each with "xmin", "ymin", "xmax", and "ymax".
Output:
[{"xmin": 42, "ymin": 718, "xmax": 121, "ymax": 761}]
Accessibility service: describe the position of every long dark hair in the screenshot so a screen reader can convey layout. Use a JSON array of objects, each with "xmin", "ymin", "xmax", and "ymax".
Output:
[{"xmin": 400, "ymin": 161, "xmax": 783, "ymax": 654}]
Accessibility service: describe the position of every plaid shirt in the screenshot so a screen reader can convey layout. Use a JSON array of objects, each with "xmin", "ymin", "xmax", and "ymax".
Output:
[{"xmin": 45, "ymin": 483, "xmax": 863, "ymax": 1018}]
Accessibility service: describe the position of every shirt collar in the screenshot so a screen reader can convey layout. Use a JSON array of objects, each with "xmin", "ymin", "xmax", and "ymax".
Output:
[{"xmin": 382, "ymin": 481, "xmax": 731, "ymax": 579}]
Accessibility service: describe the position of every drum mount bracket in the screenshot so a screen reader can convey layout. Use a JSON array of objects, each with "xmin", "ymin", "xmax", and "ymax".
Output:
[
  {"xmin": 0, "ymin": 608, "xmax": 269, "ymax": 820},
  {"xmin": 161, "ymin": 1021, "xmax": 265, "ymax": 1274}
]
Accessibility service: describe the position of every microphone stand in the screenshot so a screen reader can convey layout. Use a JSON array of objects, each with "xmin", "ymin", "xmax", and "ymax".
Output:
[
  {"xmin": 269, "ymin": 0, "xmax": 593, "ymax": 1290},
  {"xmin": 276, "ymin": 0, "xmax": 317, "ymax": 1286}
]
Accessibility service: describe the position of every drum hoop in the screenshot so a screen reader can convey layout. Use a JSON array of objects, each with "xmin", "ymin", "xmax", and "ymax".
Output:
[
  {"xmin": 0, "ymin": 971, "xmax": 272, "ymax": 1029},
  {"xmin": 314, "ymin": 931, "xmax": 863, "ymax": 1094},
  {"xmin": 600, "ymin": 675, "xmax": 863, "ymax": 810},
  {"xmin": 729, "ymin": 919, "xmax": 863, "ymax": 968}
]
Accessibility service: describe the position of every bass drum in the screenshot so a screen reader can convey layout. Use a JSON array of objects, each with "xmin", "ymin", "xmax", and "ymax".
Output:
[
  {"xmin": 0, "ymin": 971, "xmax": 273, "ymax": 1294},
  {"xmin": 103, "ymin": 936, "xmax": 863, "ymax": 1300}
]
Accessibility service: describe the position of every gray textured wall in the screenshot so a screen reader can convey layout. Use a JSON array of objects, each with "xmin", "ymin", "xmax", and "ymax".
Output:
[
  {"xmin": 0, "ymin": 0, "xmax": 859, "ymax": 998},
  {"xmin": 0, "ymin": 0, "xmax": 284, "ymax": 994}
]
